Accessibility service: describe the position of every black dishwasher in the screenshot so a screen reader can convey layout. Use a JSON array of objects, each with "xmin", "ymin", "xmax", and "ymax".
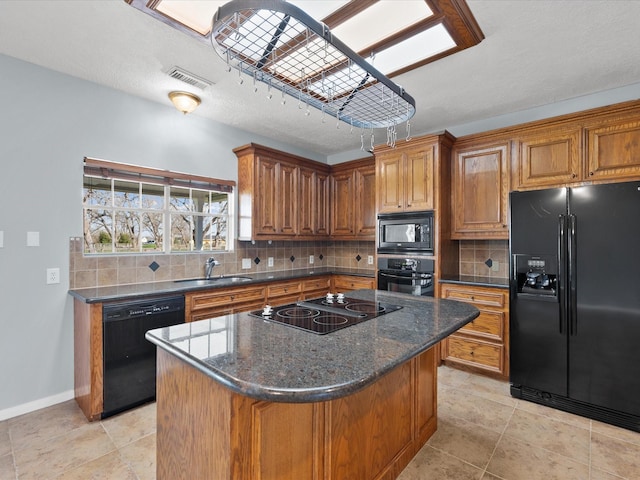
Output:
[{"xmin": 102, "ymin": 295, "xmax": 185, "ymax": 418}]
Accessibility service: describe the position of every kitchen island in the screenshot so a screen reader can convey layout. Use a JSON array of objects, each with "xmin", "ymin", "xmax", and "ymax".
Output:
[{"xmin": 145, "ymin": 289, "xmax": 479, "ymax": 480}]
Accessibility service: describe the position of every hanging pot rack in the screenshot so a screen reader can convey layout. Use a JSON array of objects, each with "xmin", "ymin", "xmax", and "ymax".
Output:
[{"xmin": 211, "ymin": 0, "xmax": 416, "ymax": 137}]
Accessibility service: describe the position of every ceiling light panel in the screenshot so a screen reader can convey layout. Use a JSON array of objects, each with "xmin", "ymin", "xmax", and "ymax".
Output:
[
  {"xmin": 333, "ymin": 1, "xmax": 434, "ymax": 53},
  {"xmin": 287, "ymin": 1, "xmax": 349, "ymax": 22},
  {"xmin": 368, "ymin": 23, "xmax": 456, "ymax": 75},
  {"xmin": 155, "ymin": 1, "xmax": 223, "ymax": 35}
]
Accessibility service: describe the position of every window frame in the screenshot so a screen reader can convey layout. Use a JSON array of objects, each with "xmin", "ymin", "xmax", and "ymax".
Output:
[{"xmin": 82, "ymin": 157, "xmax": 235, "ymax": 255}]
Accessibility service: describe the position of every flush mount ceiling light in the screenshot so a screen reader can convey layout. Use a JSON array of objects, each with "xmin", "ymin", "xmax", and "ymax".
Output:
[
  {"xmin": 168, "ymin": 91, "xmax": 201, "ymax": 114},
  {"xmin": 211, "ymin": 0, "xmax": 416, "ymax": 147}
]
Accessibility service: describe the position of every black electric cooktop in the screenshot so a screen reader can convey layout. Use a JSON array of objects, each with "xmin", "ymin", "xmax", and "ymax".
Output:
[{"xmin": 249, "ymin": 296, "xmax": 403, "ymax": 335}]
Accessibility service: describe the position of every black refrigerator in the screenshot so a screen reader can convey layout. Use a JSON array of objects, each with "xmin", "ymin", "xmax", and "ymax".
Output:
[{"xmin": 509, "ymin": 181, "xmax": 640, "ymax": 432}]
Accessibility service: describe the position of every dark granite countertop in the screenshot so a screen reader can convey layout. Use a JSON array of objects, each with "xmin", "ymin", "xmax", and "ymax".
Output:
[
  {"xmin": 145, "ymin": 289, "xmax": 479, "ymax": 403},
  {"xmin": 439, "ymin": 274, "xmax": 509, "ymax": 289},
  {"xmin": 68, "ymin": 267, "xmax": 375, "ymax": 303}
]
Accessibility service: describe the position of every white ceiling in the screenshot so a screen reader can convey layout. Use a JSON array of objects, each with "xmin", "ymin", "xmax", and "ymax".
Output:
[{"xmin": 1, "ymin": 1, "xmax": 640, "ymax": 157}]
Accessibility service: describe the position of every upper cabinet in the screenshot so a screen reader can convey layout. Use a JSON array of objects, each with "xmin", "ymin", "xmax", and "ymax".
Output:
[
  {"xmin": 585, "ymin": 115, "xmax": 640, "ymax": 181},
  {"xmin": 235, "ymin": 143, "xmax": 330, "ymax": 240},
  {"xmin": 451, "ymin": 141, "xmax": 510, "ymax": 239},
  {"xmin": 375, "ymin": 139, "xmax": 435, "ymax": 213},
  {"xmin": 330, "ymin": 158, "xmax": 376, "ymax": 240},
  {"xmin": 511, "ymin": 127, "xmax": 582, "ymax": 190},
  {"xmin": 511, "ymin": 101, "xmax": 640, "ymax": 191}
]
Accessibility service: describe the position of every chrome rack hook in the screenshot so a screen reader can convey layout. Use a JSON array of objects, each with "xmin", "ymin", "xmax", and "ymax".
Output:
[
  {"xmin": 406, "ymin": 120, "xmax": 412, "ymax": 142},
  {"xmin": 238, "ymin": 61, "xmax": 244, "ymax": 85},
  {"xmin": 253, "ymin": 71, "xmax": 258, "ymax": 93}
]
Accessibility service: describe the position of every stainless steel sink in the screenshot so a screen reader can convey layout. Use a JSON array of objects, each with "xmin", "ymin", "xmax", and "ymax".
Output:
[{"xmin": 174, "ymin": 276, "xmax": 252, "ymax": 285}]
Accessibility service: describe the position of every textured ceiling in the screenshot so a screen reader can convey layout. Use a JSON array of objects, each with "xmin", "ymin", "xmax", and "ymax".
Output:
[{"xmin": 1, "ymin": 1, "xmax": 640, "ymax": 157}]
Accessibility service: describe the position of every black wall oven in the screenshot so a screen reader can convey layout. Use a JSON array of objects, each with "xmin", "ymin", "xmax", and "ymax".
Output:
[
  {"xmin": 377, "ymin": 258, "xmax": 434, "ymax": 297},
  {"xmin": 377, "ymin": 211, "xmax": 434, "ymax": 255}
]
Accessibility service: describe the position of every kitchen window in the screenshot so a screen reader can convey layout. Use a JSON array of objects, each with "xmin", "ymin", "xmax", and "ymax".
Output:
[{"xmin": 82, "ymin": 157, "xmax": 235, "ymax": 254}]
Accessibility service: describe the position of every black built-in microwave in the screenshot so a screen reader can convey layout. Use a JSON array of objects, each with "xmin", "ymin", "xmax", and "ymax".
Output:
[{"xmin": 377, "ymin": 211, "xmax": 434, "ymax": 255}]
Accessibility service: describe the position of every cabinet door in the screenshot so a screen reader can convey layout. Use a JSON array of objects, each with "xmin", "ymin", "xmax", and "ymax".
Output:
[
  {"xmin": 298, "ymin": 167, "xmax": 315, "ymax": 237},
  {"xmin": 586, "ymin": 118, "xmax": 640, "ymax": 180},
  {"xmin": 255, "ymin": 157, "xmax": 278, "ymax": 235},
  {"xmin": 330, "ymin": 171, "xmax": 354, "ymax": 236},
  {"xmin": 278, "ymin": 163, "xmax": 298, "ymax": 235},
  {"xmin": 355, "ymin": 164, "xmax": 376, "ymax": 238},
  {"xmin": 315, "ymin": 172, "xmax": 330, "ymax": 237},
  {"xmin": 377, "ymin": 154, "xmax": 403, "ymax": 213},
  {"xmin": 512, "ymin": 128, "xmax": 581, "ymax": 189},
  {"xmin": 405, "ymin": 145, "xmax": 434, "ymax": 211},
  {"xmin": 452, "ymin": 143, "xmax": 509, "ymax": 239}
]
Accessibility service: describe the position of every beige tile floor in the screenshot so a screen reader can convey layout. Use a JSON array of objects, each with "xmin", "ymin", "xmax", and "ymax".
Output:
[{"xmin": 1, "ymin": 366, "xmax": 640, "ymax": 479}]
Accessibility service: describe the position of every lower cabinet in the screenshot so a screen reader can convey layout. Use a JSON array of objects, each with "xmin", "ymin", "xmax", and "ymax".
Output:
[
  {"xmin": 332, "ymin": 275, "xmax": 375, "ymax": 292},
  {"xmin": 185, "ymin": 274, "xmax": 372, "ymax": 322},
  {"xmin": 439, "ymin": 283, "xmax": 509, "ymax": 378},
  {"xmin": 186, "ymin": 285, "xmax": 267, "ymax": 321}
]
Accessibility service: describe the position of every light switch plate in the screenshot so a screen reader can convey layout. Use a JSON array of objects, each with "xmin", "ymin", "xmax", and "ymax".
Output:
[
  {"xmin": 268, "ymin": 257, "xmax": 274, "ymax": 267},
  {"xmin": 491, "ymin": 260, "xmax": 500, "ymax": 272},
  {"xmin": 368, "ymin": 255, "xmax": 374, "ymax": 265},
  {"xmin": 27, "ymin": 231, "xmax": 40, "ymax": 247},
  {"xmin": 309, "ymin": 255, "xmax": 314, "ymax": 264},
  {"xmin": 242, "ymin": 258, "xmax": 251, "ymax": 269}
]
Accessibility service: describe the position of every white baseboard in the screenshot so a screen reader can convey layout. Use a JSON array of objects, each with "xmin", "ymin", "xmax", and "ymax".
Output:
[{"xmin": 0, "ymin": 390, "xmax": 75, "ymax": 421}]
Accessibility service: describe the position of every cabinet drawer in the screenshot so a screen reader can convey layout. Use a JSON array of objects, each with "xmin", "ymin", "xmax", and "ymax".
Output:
[
  {"xmin": 332, "ymin": 276, "xmax": 375, "ymax": 292},
  {"xmin": 189, "ymin": 286, "xmax": 266, "ymax": 311},
  {"xmin": 301, "ymin": 277, "xmax": 330, "ymax": 292},
  {"xmin": 267, "ymin": 281, "xmax": 302, "ymax": 298},
  {"xmin": 459, "ymin": 310, "xmax": 504, "ymax": 340},
  {"xmin": 445, "ymin": 336, "xmax": 503, "ymax": 371},
  {"xmin": 441, "ymin": 285, "xmax": 507, "ymax": 308}
]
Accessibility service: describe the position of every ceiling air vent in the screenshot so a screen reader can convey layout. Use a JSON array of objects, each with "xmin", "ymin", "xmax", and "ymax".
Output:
[{"xmin": 166, "ymin": 67, "xmax": 213, "ymax": 90}]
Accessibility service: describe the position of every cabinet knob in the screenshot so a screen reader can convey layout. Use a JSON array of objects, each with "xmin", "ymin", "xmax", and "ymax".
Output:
[
  {"xmin": 590, "ymin": 171, "xmax": 594, "ymax": 176},
  {"xmin": 470, "ymin": 296, "xmax": 475, "ymax": 300},
  {"xmin": 571, "ymin": 173, "xmax": 577, "ymax": 178},
  {"xmin": 407, "ymin": 203, "xmax": 411, "ymax": 207}
]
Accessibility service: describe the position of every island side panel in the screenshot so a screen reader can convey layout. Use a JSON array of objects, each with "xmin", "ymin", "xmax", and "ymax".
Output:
[
  {"xmin": 324, "ymin": 347, "xmax": 436, "ymax": 480},
  {"xmin": 156, "ymin": 349, "xmax": 232, "ymax": 480}
]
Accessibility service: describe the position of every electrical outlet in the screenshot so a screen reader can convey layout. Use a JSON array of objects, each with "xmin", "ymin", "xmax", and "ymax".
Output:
[
  {"xmin": 491, "ymin": 260, "xmax": 500, "ymax": 272},
  {"xmin": 47, "ymin": 267, "xmax": 60, "ymax": 284},
  {"xmin": 268, "ymin": 257, "xmax": 274, "ymax": 267},
  {"xmin": 309, "ymin": 255, "xmax": 314, "ymax": 264},
  {"xmin": 242, "ymin": 258, "xmax": 251, "ymax": 269},
  {"xmin": 367, "ymin": 255, "xmax": 374, "ymax": 265}
]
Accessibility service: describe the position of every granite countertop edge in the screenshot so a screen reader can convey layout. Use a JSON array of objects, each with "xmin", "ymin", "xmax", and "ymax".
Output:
[
  {"xmin": 145, "ymin": 290, "xmax": 480, "ymax": 403},
  {"xmin": 69, "ymin": 267, "xmax": 375, "ymax": 303}
]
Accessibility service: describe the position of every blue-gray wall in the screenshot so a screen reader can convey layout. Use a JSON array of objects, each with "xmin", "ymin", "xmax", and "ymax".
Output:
[{"xmin": 0, "ymin": 53, "xmax": 327, "ymax": 417}]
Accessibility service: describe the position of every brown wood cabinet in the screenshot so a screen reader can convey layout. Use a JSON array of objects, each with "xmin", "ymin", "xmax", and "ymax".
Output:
[
  {"xmin": 585, "ymin": 115, "xmax": 640, "ymax": 181},
  {"xmin": 301, "ymin": 276, "xmax": 332, "ymax": 299},
  {"xmin": 184, "ymin": 274, "xmax": 372, "ymax": 322},
  {"xmin": 332, "ymin": 274, "xmax": 375, "ymax": 292},
  {"xmin": 451, "ymin": 141, "xmax": 510, "ymax": 239},
  {"xmin": 235, "ymin": 143, "xmax": 331, "ymax": 240},
  {"xmin": 375, "ymin": 139, "xmax": 435, "ymax": 213},
  {"xmin": 186, "ymin": 285, "xmax": 267, "ymax": 321},
  {"xmin": 330, "ymin": 158, "xmax": 376, "ymax": 240},
  {"xmin": 439, "ymin": 283, "xmax": 509, "ymax": 378},
  {"xmin": 511, "ymin": 127, "xmax": 582, "ymax": 190},
  {"xmin": 156, "ymin": 346, "xmax": 437, "ymax": 480}
]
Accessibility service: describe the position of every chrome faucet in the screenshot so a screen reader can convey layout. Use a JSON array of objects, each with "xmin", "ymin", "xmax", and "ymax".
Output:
[{"xmin": 205, "ymin": 257, "xmax": 220, "ymax": 279}]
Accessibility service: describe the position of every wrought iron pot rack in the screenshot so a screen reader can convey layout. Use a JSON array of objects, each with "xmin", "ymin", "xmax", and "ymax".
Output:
[{"xmin": 211, "ymin": 0, "xmax": 416, "ymax": 148}]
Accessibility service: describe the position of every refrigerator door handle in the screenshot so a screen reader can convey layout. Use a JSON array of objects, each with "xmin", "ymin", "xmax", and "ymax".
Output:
[
  {"xmin": 558, "ymin": 214, "xmax": 568, "ymax": 334},
  {"xmin": 568, "ymin": 214, "xmax": 578, "ymax": 335}
]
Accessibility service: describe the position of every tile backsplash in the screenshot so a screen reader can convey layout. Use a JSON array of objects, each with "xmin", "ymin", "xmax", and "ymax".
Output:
[
  {"xmin": 69, "ymin": 237, "xmax": 375, "ymax": 289},
  {"xmin": 459, "ymin": 240, "xmax": 509, "ymax": 279}
]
